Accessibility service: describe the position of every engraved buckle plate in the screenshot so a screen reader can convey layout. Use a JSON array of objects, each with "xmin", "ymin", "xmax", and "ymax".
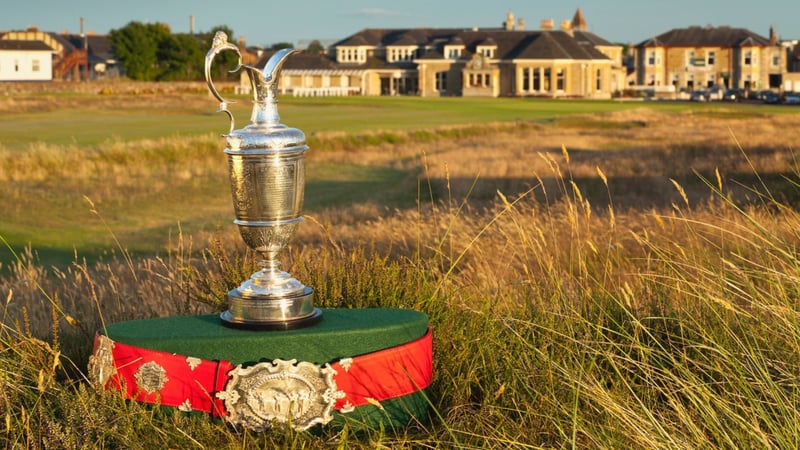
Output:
[
  {"xmin": 216, "ymin": 359, "xmax": 345, "ymax": 431},
  {"xmin": 88, "ymin": 335, "xmax": 115, "ymax": 387}
]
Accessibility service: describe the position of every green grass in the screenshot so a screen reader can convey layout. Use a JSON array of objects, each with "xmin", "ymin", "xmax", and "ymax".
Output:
[{"xmin": 2, "ymin": 94, "xmax": 791, "ymax": 152}]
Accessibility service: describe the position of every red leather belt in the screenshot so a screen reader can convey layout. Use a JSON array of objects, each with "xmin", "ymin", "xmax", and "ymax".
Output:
[{"xmin": 89, "ymin": 328, "xmax": 433, "ymax": 431}]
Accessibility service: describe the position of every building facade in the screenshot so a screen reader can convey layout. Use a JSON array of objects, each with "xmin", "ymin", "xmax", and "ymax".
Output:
[
  {"xmin": 635, "ymin": 26, "xmax": 786, "ymax": 92},
  {"xmin": 275, "ymin": 10, "xmax": 626, "ymax": 99},
  {"xmin": 0, "ymin": 39, "xmax": 53, "ymax": 81}
]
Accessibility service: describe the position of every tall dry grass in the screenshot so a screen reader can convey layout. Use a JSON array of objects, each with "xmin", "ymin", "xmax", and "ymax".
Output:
[{"xmin": 1, "ymin": 108, "xmax": 799, "ymax": 447}]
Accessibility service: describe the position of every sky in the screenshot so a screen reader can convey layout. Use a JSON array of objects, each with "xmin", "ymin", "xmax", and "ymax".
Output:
[{"xmin": 2, "ymin": 0, "xmax": 798, "ymax": 48}]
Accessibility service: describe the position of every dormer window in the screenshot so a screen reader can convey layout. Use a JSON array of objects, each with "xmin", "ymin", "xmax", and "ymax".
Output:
[
  {"xmin": 387, "ymin": 46, "xmax": 417, "ymax": 63},
  {"xmin": 477, "ymin": 46, "xmax": 495, "ymax": 59},
  {"xmin": 445, "ymin": 46, "xmax": 463, "ymax": 60},
  {"xmin": 336, "ymin": 46, "xmax": 367, "ymax": 64}
]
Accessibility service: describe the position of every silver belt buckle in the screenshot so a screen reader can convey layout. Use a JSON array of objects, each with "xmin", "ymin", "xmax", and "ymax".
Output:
[{"xmin": 216, "ymin": 359, "xmax": 345, "ymax": 431}]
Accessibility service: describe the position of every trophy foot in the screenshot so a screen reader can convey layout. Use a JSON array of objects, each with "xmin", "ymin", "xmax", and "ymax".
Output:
[
  {"xmin": 220, "ymin": 287, "xmax": 322, "ymax": 330},
  {"xmin": 220, "ymin": 308, "xmax": 322, "ymax": 331}
]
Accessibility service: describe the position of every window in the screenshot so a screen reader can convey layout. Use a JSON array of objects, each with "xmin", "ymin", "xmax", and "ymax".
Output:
[
  {"xmin": 743, "ymin": 50, "xmax": 752, "ymax": 66},
  {"xmin": 772, "ymin": 54, "xmax": 780, "ymax": 67},
  {"xmin": 687, "ymin": 50, "xmax": 695, "ymax": 66},
  {"xmin": 647, "ymin": 50, "xmax": 656, "ymax": 66},
  {"xmin": 479, "ymin": 47, "xmax": 495, "ymax": 58},
  {"xmin": 533, "ymin": 69, "xmax": 541, "ymax": 90},
  {"xmin": 14, "ymin": 59, "xmax": 20, "ymax": 72},
  {"xmin": 32, "ymin": 59, "xmax": 40, "ymax": 72},
  {"xmin": 388, "ymin": 48, "xmax": 416, "ymax": 63},
  {"xmin": 707, "ymin": 51, "xmax": 716, "ymax": 65},
  {"xmin": 596, "ymin": 68, "xmax": 602, "ymax": 90},
  {"xmin": 543, "ymin": 68, "xmax": 551, "ymax": 91},
  {"xmin": 556, "ymin": 69, "xmax": 565, "ymax": 90},
  {"xmin": 435, "ymin": 71, "xmax": 447, "ymax": 91},
  {"xmin": 447, "ymin": 47, "xmax": 461, "ymax": 59},
  {"xmin": 338, "ymin": 47, "xmax": 366, "ymax": 63},
  {"xmin": 672, "ymin": 73, "xmax": 680, "ymax": 87},
  {"xmin": 469, "ymin": 73, "xmax": 489, "ymax": 88},
  {"xmin": 522, "ymin": 69, "xmax": 530, "ymax": 90}
]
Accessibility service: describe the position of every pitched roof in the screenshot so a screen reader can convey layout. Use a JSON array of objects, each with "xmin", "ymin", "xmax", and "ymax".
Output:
[
  {"xmin": 0, "ymin": 39, "xmax": 53, "ymax": 51},
  {"xmin": 255, "ymin": 51, "xmax": 337, "ymax": 71},
  {"xmin": 638, "ymin": 26, "xmax": 770, "ymax": 47},
  {"xmin": 295, "ymin": 26, "xmax": 615, "ymax": 70},
  {"xmin": 65, "ymin": 34, "xmax": 114, "ymax": 61},
  {"xmin": 508, "ymin": 31, "xmax": 608, "ymax": 60},
  {"xmin": 573, "ymin": 30, "xmax": 614, "ymax": 46}
]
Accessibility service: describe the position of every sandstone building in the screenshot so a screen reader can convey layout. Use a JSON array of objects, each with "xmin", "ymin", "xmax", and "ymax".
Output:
[
  {"xmin": 274, "ymin": 9, "xmax": 626, "ymax": 98},
  {"xmin": 634, "ymin": 25, "xmax": 792, "ymax": 92}
]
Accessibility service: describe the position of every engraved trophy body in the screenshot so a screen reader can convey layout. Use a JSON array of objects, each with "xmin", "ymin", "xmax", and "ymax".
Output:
[{"xmin": 205, "ymin": 32, "xmax": 321, "ymax": 329}]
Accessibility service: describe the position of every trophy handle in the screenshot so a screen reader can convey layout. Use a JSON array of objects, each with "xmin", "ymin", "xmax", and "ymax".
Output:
[{"xmin": 205, "ymin": 31, "xmax": 242, "ymax": 133}]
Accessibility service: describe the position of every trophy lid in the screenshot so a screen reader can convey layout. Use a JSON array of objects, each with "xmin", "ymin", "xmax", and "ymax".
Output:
[{"xmin": 205, "ymin": 33, "xmax": 306, "ymax": 152}]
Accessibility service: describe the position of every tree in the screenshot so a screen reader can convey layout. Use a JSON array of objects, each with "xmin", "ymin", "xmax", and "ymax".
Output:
[
  {"xmin": 157, "ymin": 33, "xmax": 204, "ymax": 81},
  {"xmin": 109, "ymin": 21, "xmax": 170, "ymax": 80},
  {"xmin": 269, "ymin": 42, "xmax": 294, "ymax": 50},
  {"xmin": 305, "ymin": 40, "xmax": 324, "ymax": 54}
]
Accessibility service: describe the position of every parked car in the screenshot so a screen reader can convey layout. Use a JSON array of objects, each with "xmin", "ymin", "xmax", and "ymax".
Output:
[
  {"xmin": 707, "ymin": 85, "xmax": 725, "ymax": 100},
  {"xmin": 763, "ymin": 92, "xmax": 781, "ymax": 104},
  {"xmin": 784, "ymin": 93, "xmax": 800, "ymax": 105},
  {"xmin": 753, "ymin": 90, "xmax": 773, "ymax": 101},
  {"xmin": 690, "ymin": 90, "xmax": 709, "ymax": 102},
  {"xmin": 722, "ymin": 89, "xmax": 741, "ymax": 101}
]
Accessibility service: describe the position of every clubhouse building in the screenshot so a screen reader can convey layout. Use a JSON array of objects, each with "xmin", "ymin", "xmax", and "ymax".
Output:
[{"xmin": 270, "ymin": 10, "xmax": 626, "ymax": 99}]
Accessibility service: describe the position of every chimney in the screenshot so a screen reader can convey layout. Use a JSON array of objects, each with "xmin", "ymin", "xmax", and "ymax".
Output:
[
  {"xmin": 504, "ymin": 11, "xmax": 515, "ymax": 31},
  {"xmin": 80, "ymin": 17, "xmax": 85, "ymax": 36},
  {"xmin": 190, "ymin": 15, "xmax": 195, "ymax": 34},
  {"xmin": 517, "ymin": 18, "xmax": 526, "ymax": 31},
  {"xmin": 541, "ymin": 19, "xmax": 554, "ymax": 30},
  {"xmin": 239, "ymin": 35, "xmax": 246, "ymax": 48}
]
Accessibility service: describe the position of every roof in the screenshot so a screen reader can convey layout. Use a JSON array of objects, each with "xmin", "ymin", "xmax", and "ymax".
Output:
[
  {"xmin": 573, "ymin": 30, "xmax": 614, "ymax": 47},
  {"xmin": 0, "ymin": 39, "xmax": 53, "ymax": 51},
  {"xmin": 263, "ymin": 26, "xmax": 616, "ymax": 72},
  {"xmin": 508, "ymin": 31, "xmax": 608, "ymax": 60},
  {"xmin": 337, "ymin": 28, "xmax": 612, "ymax": 61},
  {"xmin": 65, "ymin": 34, "xmax": 114, "ymax": 61},
  {"xmin": 637, "ymin": 26, "xmax": 771, "ymax": 47}
]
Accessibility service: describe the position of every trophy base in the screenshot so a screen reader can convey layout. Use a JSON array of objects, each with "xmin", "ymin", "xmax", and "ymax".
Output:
[
  {"xmin": 220, "ymin": 308, "xmax": 322, "ymax": 330},
  {"xmin": 221, "ymin": 287, "xmax": 321, "ymax": 330},
  {"xmin": 90, "ymin": 308, "xmax": 431, "ymax": 431}
]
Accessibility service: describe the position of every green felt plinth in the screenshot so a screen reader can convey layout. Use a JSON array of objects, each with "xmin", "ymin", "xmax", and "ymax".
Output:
[
  {"xmin": 103, "ymin": 308, "xmax": 431, "ymax": 430},
  {"xmin": 104, "ymin": 308, "xmax": 427, "ymax": 365}
]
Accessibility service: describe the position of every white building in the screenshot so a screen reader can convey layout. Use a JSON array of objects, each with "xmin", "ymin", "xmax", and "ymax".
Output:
[{"xmin": 0, "ymin": 39, "xmax": 53, "ymax": 81}]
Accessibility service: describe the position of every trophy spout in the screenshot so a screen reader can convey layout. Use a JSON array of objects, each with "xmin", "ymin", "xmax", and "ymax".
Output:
[{"xmin": 244, "ymin": 48, "xmax": 299, "ymax": 127}]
